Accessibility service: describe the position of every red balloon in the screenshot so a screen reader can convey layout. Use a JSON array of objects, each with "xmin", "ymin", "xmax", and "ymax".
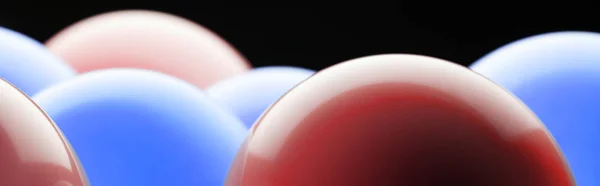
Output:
[
  {"xmin": 46, "ymin": 10, "xmax": 250, "ymax": 88},
  {"xmin": 225, "ymin": 54, "xmax": 575, "ymax": 186},
  {"xmin": 0, "ymin": 79, "xmax": 88, "ymax": 185}
]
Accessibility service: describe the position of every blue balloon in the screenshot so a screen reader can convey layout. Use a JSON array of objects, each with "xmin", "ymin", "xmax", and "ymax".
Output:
[
  {"xmin": 206, "ymin": 66, "xmax": 314, "ymax": 128},
  {"xmin": 32, "ymin": 69, "xmax": 247, "ymax": 186},
  {"xmin": 470, "ymin": 31, "xmax": 600, "ymax": 186},
  {"xmin": 0, "ymin": 27, "xmax": 75, "ymax": 95}
]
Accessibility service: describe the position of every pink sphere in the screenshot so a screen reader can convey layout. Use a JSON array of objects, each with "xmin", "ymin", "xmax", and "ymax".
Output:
[{"xmin": 46, "ymin": 10, "xmax": 251, "ymax": 88}]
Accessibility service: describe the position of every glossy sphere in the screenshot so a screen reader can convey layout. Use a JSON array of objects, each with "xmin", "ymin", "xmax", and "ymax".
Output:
[
  {"xmin": 0, "ymin": 27, "xmax": 75, "ymax": 96},
  {"xmin": 0, "ymin": 78, "xmax": 88, "ymax": 185},
  {"xmin": 33, "ymin": 69, "xmax": 248, "ymax": 186},
  {"xmin": 206, "ymin": 66, "xmax": 315, "ymax": 128},
  {"xmin": 470, "ymin": 31, "xmax": 600, "ymax": 186},
  {"xmin": 225, "ymin": 54, "xmax": 575, "ymax": 186},
  {"xmin": 46, "ymin": 10, "xmax": 250, "ymax": 89}
]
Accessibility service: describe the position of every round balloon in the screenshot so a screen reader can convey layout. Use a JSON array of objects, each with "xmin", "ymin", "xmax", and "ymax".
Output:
[
  {"xmin": 0, "ymin": 78, "xmax": 88, "ymax": 185},
  {"xmin": 470, "ymin": 31, "xmax": 600, "ymax": 186},
  {"xmin": 206, "ymin": 66, "xmax": 314, "ymax": 128},
  {"xmin": 0, "ymin": 27, "xmax": 75, "ymax": 95},
  {"xmin": 226, "ymin": 54, "xmax": 575, "ymax": 185},
  {"xmin": 46, "ymin": 10, "xmax": 251, "ymax": 89},
  {"xmin": 33, "ymin": 69, "xmax": 248, "ymax": 186}
]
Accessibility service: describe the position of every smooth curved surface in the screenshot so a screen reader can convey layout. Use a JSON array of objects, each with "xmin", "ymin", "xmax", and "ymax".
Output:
[
  {"xmin": 0, "ymin": 78, "xmax": 88, "ymax": 185},
  {"xmin": 226, "ymin": 54, "xmax": 575, "ymax": 186},
  {"xmin": 471, "ymin": 31, "xmax": 600, "ymax": 186},
  {"xmin": 33, "ymin": 69, "xmax": 248, "ymax": 185},
  {"xmin": 0, "ymin": 27, "xmax": 75, "ymax": 95},
  {"xmin": 46, "ymin": 10, "xmax": 250, "ymax": 88},
  {"xmin": 206, "ymin": 66, "xmax": 315, "ymax": 128}
]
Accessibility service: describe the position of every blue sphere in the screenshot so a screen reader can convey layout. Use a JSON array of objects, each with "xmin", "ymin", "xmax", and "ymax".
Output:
[
  {"xmin": 0, "ymin": 27, "xmax": 75, "ymax": 95},
  {"xmin": 206, "ymin": 66, "xmax": 315, "ymax": 128},
  {"xmin": 470, "ymin": 31, "xmax": 600, "ymax": 186},
  {"xmin": 33, "ymin": 69, "xmax": 247, "ymax": 186}
]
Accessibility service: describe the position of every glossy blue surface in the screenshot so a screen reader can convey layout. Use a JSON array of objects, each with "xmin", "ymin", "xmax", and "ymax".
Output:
[
  {"xmin": 0, "ymin": 27, "xmax": 75, "ymax": 95},
  {"xmin": 470, "ymin": 31, "xmax": 600, "ymax": 186},
  {"xmin": 32, "ymin": 69, "xmax": 248, "ymax": 186},
  {"xmin": 206, "ymin": 66, "xmax": 314, "ymax": 128}
]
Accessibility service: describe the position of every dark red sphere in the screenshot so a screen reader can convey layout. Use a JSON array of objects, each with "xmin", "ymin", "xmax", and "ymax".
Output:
[{"xmin": 225, "ymin": 54, "xmax": 575, "ymax": 186}]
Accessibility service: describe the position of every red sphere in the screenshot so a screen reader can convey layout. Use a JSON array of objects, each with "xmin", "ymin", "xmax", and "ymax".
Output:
[
  {"xmin": 225, "ymin": 54, "xmax": 575, "ymax": 186},
  {"xmin": 0, "ymin": 79, "xmax": 88, "ymax": 185}
]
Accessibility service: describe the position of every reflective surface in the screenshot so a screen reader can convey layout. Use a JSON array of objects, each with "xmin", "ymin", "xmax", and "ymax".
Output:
[
  {"xmin": 225, "ymin": 54, "xmax": 575, "ymax": 186},
  {"xmin": 0, "ymin": 78, "xmax": 88, "ymax": 185},
  {"xmin": 46, "ymin": 10, "xmax": 250, "ymax": 89},
  {"xmin": 471, "ymin": 31, "xmax": 600, "ymax": 186},
  {"xmin": 207, "ymin": 66, "xmax": 315, "ymax": 128},
  {"xmin": 33, "ymin": 69, "xmax": 248, "ymax": 186},
  {"xmin": 0, "ymin": 27, "xmax": 75, "ymax": 96}
]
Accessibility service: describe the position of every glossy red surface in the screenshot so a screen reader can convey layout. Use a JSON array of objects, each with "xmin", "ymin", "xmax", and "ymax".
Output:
[
  {"xmin": 0, "ymin": 79, "xmax": 88, "ymax": 185},
  {"xmin": 225, "ymin": 54, "xmax": 575, "ymax": 186}
]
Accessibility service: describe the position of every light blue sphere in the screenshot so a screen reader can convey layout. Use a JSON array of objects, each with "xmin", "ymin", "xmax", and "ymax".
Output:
[
  {"xmin": 471, "ymin": 31, "xmax": 600, "ymax": 186},
  {"xmin": 206, "ymin": 66, "xmax": 315, "ymax": 129},
  {"xmin": 0, "ymin": 27, "xmax": 75, "ymax": 95}
]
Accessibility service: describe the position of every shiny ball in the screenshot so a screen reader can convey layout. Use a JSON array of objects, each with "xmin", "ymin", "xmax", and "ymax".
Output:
[
  {"xmin": 471, "ymin": 31, "xmax": 600, "ymax": 186},
  {"xmin": 0, "ymin": 27, "xmax": 75, "ymax": 95},
  {"xmin": 34, "ymin": 69, "xmax": 248, "ymax": 186},
  {"xmin": 207, "ymin": 66, "xmax": 314, "ymax": 128},
  {"xmin": 0, "ymin": 78, "xmax": 88, "ymax": 185},
  {"xmin": 46, "ymin": 10, "xmax": 250, "ymax": 88},
  {"xmin": 226, "ymin": 54, "xmax": 575, "ymax": 186}
]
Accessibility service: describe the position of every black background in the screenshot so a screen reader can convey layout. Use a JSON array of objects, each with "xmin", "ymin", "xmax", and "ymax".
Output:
[{"xmin": 0, "ymin": 3, "xmax": 597, "ymax": 71}]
